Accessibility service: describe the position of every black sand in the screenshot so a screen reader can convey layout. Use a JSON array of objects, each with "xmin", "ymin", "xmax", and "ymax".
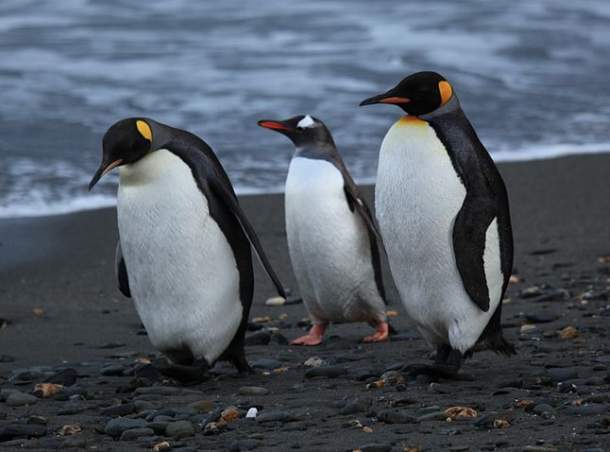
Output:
[{"xmin": 1, "ymin": 154, "xmax": 609, "ymax": 451}]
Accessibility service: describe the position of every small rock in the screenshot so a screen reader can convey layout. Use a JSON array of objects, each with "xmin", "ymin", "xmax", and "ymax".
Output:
[
  {"xmin": 165, "ymin": 420, "xmax": 194, "ymax": 438},
  {"xmin": 57, "ymin": 424, "xmax": 81, "ymax": 436},
  {"xmin": 520, "ymin": 286, "xmax": 542, "ymax": 299},
  {"xmin": 221, "ymin": 406, "xmax": 240, "ymax": 423},
  {"xmin": 520, "ymin": 324, "xmax": 537, "ymax": 334},
  {"xmin": 546, "ymin": 367, "xmax": 578, "ymax": 382},
  {"xmin": 27, "ymin": 415, "xmax": 48, "ymax": 425},
  {"xmin": 104, "ymin": 417, "xmax": 148, "ymax": 438},
  {"xmin": 246, "ymin": 407, "xmax": 258, "ymax": 419},
  {"xmin": 245, "ymin": 331, "xmax": 271, "ymax": 346},
  {"xmin": 203, "ymin": 419, "xmax": 226, "ymax": 435},
  {"xmin": 119, "ymin": 427, "xmax": 155, "ymax": 441},
  {"xmin": 494, "ymin": 418, "xmax": 511, "ymax": 429},
  {"xmin": 46, "ymin": 368, "xmax": 78, "ymax": 386},
  {"xmin": 354, "ymin": 443, "xmax": 392, "ymax": 452},
  {"xmin": 567, "ymin": 404, "xmax": 608, "ymax": 416},
  {"xmin": 100, "ymin": 364, "xmax": 125, "ymax": 376},
  {"xmin": 0, "ymin": 424, "xmax": 46, "ymax": 441},
  {"xmin": 559, "ymin": 326, "xmax": 578, "ymax": 339},
  {"xmin": 303, "ymin": 356, "xmax": 324, "ymax": 368},
  {"xmin": 189, "ymin": 400, "xmax": 214, "ymax": 413},
  {"xmin": 265, "ymin": 296, "xmax": 286, "ymax": 306},
  {"xmin": 256, "ymin": 410, "xmax": 298, "ymax": 423},
  {"xmin": 532, "ymin": 403, "xmax": 555, "ymax": 417},
  {"xmin": 6, "ymin": 391, "xmax": 38, "ymax": 407},
  {"xmin": 444, "ymin": 406, "xmax": 478, "ymax": 419},
  {"xmin": 377, "ymin": 409, "xmax": 416, "ymax": 424},
  {"xmin": 33, "ymin": 383, "xmax": 63, "ymax": 398},
  {"xmin": 97, "ymin": 341, "xmax": 126, "ymax": 349},
  {"xmin": 304, "ymin": 366, "xmax": 347, "ymax": 379},
  {"xmin": 0, "ymin": 354, "xmax": 15, "ymax": 363},
  {"xmin": 100, "ymin": 402, "xmax": 136, "ymax": 417},
  {"xmin": 251, "ymin": 358, "xmax": 282, "ymax": 370},
  {"xmin": 239, "ymin": 386, "xmax": 269, "ymax": 396},
  {"xmin": 339, "ymin": 398, "xmax": 371, "ymax": 415},
  {"xmin": 152, "ymin": 441, "xmax": 171, "ymax": 452}
]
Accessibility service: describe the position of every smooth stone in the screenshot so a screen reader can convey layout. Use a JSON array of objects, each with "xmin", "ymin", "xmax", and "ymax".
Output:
[
  {"xmin": 104, "ymin": 417, "xmax": 148, "ymax": 438},
  {"xmin": 567, "ymin": 404, "xmax": 608, "ymax": 416},
  {"xmin": 304, "ymin": 366, "xmax": 347, "ymax": 379},
  {"xmin": 119, "ymin": 427, "xmax": 155, "ymax": 441},
  {"xmin": 6, "ymin": 391, "xmax": 38, "ymax": 407},
  {"xmin": 251, "ymin": 358, "xmax": 282, "ymax": 370},
  {"xmin": 228, "ymin": 439, "xmax": 260, "ymax": 451},
  {"xmin": 0, "ymin": 424, "xmax": 47, "ymax": 441},
  {"xmin": 101, "ymin": 402, "xmax": 136, "ymax": 417},
  {"xmin": 245, "ymin": 331, "xmax": 271, "ymax": 346},
  {"xmin": 256, "ymin": 410, "xmax": 299, "ymax": 423},
  {"xmin": 239, "ymin": 386, "xmax": 269, "ymax": 396},
  {"xmin": 546, "ymin": 368, "xmax": 578, "ymax": 382},
  {"xmin": 46, "ymin": 368, "xmax": 78, "ymax": 386},
  {"xmin": 165, "ymin": 420, "xmax": 195, "ymax": 438},
  {"xmin": 356, "ymin": 444, "xmax": 392, "ymax": 452},
  {"xmin": 377, "ymin": 409, "xmax": 416, "ymax": 424},
  {"xmin": 338, "ymin": 398, "xmax": 370, "ymax": 415},
  {"xmin": 100, "ymin": 365, "xmax": 125, "ymax": 376},
  {"xmin": 532, "ymin": 404, "xmax": 556, "ymax": 417}
]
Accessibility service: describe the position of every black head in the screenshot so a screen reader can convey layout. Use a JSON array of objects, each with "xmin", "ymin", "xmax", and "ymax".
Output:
[
  {"xmin": 257, "ymin": 115, "xmax": 335, "ymax": 148},
  {"xmin": 359, "ymin": 71, "xmax": 454, "ymax": 116},
  {"xmin": 88, "ymin": 118, "xmax": 155, "ymax": 190}
]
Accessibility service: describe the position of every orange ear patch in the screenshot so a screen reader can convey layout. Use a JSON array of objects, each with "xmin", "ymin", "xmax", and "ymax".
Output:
[
  {"xmin": 136, "ymin": 120, "xmax": 152, "ymax": 141},
  {"xmin": 438, "ymin": 81, "xmax": 453, "ymax": 105}
]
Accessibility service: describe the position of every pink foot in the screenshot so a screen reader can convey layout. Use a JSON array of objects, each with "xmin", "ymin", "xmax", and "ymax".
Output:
[
  {"xmin": 290, "ymin": 324, "xmax": 326, "ymax": 346},
  {"xmin": 363, "ymin": 321, "xmax": 390, "ymax": 343}
]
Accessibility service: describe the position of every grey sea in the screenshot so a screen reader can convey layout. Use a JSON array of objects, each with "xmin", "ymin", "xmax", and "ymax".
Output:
[{"xmin": 1, "ymin": 0, "xmax": 610, "ymax": 217}]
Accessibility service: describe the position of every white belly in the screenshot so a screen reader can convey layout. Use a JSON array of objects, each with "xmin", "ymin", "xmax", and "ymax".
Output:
[
  {"xmin": 117, "ymin": 149, "xmax": 242, "ymax": 364},
  {"xmin": 375, "ymin": 117, "xmax": 501, "ymax": 352},
  {"xmin": 285, "ymin": 157, "xmax": 385, "ymax": 323}
]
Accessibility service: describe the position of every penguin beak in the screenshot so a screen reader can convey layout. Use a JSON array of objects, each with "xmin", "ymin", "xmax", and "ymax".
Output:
[
  {"xmin": 257, "ymin": 120, "xmax": 293, "ymax": 132},
  {"xmin": 359, "ymin": 89, "xmax": 411, "ymax": 106},
  {"xmin": 88, "ymin": 159, "xmax": 123, "ymax": 191}
]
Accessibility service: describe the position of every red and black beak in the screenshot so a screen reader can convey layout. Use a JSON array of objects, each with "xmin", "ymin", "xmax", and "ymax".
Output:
[
  {"xmin": 257, "ymin": 119, "xmax": 294, "ymax": 132},
  {"xmin": 359, "ymin": 87, "xmax": 411, "ymax": 106}
]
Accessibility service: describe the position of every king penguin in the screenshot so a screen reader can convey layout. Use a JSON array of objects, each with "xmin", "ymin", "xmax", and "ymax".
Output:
[
  {"xmin": 258, "ymin": 115, "xmax": 389, "ymax": 345},
  {"xmin": 88, "ymin": 118, "xmax": 286, "ymax": 375},
  {"xmin": 360, "ymin": 71, "xmax": 515, "ymax": 377}
]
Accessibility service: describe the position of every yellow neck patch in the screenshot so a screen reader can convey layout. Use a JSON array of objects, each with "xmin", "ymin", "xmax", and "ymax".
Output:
[
  {"xmin": 136, "ymin": 120, "xmax": 152, "ymax": 142},
  {"xmin": 438, "ymin": 80, "xmax": 453, "ymax": 105},
  {"xmin": 398, "ymin": 115, "xmax": 427, "ymax": 126}
]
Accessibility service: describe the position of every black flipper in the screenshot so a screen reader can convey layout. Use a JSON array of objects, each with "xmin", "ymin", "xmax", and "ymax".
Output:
[
  {"xmin": 451, "ymin": 197, "xmax": 496, "ymax": 312},
  {"xmin": 115, "ymin": 241, "xmax": 131, "ymax": 298},
  {"xmin": 339, "ymin": 165, "xmax": 387, "ymax": 303},
  {"xmin": 208, "ymin": 177, "xmax": 287, "ymax": 299}
]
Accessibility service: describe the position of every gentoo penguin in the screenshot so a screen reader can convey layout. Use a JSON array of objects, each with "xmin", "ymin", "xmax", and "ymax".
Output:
[
  {"xmin": 360, "ymin": 71, "xmax": 515, "ymax": 377},
  {"xmin": 258, "ymin": 115, "xmax": 389, "ymax": 345},
  {"xmin": 89, "ymin": 118, "xmax": 286, "ymax": 374}
]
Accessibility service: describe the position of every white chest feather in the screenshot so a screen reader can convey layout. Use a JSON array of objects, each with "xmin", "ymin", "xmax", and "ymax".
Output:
[
  {"xmin": 375, "ymin": 118, "xmax": 501, "ymax": 352},
  {"xmin": 117, "ymin": 150, "xmax": 242, "ymax": 364},
  {"xmin": 285, "ymin": 157, "xmax": 384, "ymax": 322}
]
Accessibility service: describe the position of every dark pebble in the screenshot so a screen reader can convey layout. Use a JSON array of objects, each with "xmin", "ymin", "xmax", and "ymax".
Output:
[
  {"xmin": 228, "ymin": 439, "xmax": 260, "ymax": 451},
  {"xmin": 304, "ymin": 366, "xmax": 347, "ymax": 379},
  {"xmin": 97, "ymin": 342, "xmax": 126, "ymax": 349},
  {"xmin": 338, "ymin": 398, "xmax": 371, "ymax": 415},
  {"xmin": 567, "ymin": 404, "xmax": 608, "ymax": 416},
  {"xmin": 104, "ymin": 417, "xmax": 148, "ymax": 438},
  {"xmin": 165, "ymin": 420, "xmax": 195, "ymax": 438},
  {"xmin": 525, "ymin": 314, "xmax": 559, "ymax": 324},
  {"xmin": 100, "ymin": 364, "xmax": 126, "ymax": 376},
  {"xmin": 119, "ymin": 427, "xmax": 155, "ymax": 441},
  {"xmin": 356, "ymin": 444, "xmax": 392, "ymax": 452},
  {"xmin": 256, "ymin": 410, "xmax": 299, "ymax": 423},
  {"xmin": 532, "ymin": 404, "xmax": 556, "ymax": 417},
  {"xmin": 0, "ymin": 424, "xmax": 47, "ymax": 441},
  {"xmin": 269, "ymin": 333, "xmax": 289, "ymax": 345},
  {"xmin": 546, "ymin": 367, "xmax": 578, "ymax": 382},
  {"xmin": 251, "ymin": 358, "xmax": 282, "ymax": 370},
  {"xmin": 5, "ymin": 391, "xmax": 38, "ymax": 407},
  {"xmin": 377, "ymin": 409, "xmax": 416, "ymax": 424},
  {"xmin": 245, "ymin": 331, "xmax": 271, "ymax": 346},
  {"xmin": 46, "ymin": 368, "xmax": 78, "ymax": 386},
  {"xmin": 101, "ymin": 402, "xmax": 136, "ymax": 417},
  {"xmin": 0, "ymin": 354, "xmax": 15, "ymax": 363}
]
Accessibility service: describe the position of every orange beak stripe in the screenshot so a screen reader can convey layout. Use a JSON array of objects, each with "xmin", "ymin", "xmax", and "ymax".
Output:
[{"xmin": 378, "ymin": 97, "xmax": 411, "ymax": 105}]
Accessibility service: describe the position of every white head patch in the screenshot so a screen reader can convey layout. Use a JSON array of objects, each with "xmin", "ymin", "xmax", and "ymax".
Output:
[{"xmin": 297, "ymin": 115, "xmax": 315, "ymax": 128}]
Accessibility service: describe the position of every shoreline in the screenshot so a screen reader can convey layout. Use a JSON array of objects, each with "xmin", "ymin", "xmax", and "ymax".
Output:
[{"xmin": 2, "ymin": 149, "xmax": 610, "ymax": 221}]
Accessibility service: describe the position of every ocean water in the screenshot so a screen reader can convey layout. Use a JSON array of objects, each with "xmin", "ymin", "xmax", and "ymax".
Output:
[{"xmin": 1, "ymin": 0, "xmax": 610, "ymax": 218}]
